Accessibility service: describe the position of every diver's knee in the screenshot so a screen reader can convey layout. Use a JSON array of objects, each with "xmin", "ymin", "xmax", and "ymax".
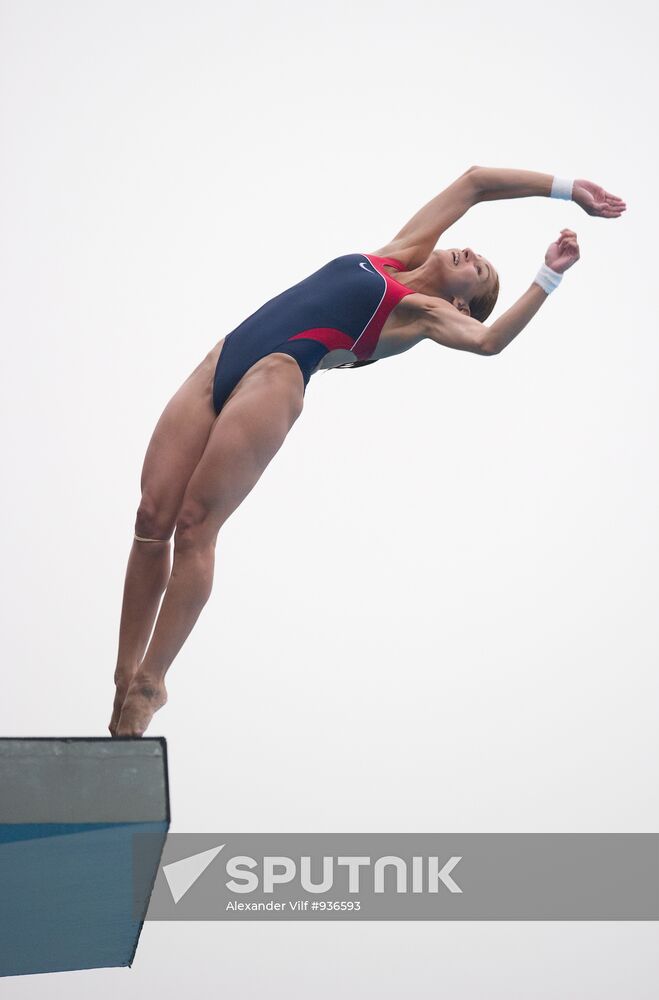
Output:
[{"xmin": 134, "ymin": 501, "xmax": 176, "ymax": 542}]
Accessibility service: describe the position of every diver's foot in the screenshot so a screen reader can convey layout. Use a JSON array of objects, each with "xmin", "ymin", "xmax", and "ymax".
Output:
[
  {"xmin": 109, "ymin": 671, "xmax": 136, "ymax": 736},
  {"xmin": 116, "ymin": 672, "xmax": 168, "ymax": 737}
]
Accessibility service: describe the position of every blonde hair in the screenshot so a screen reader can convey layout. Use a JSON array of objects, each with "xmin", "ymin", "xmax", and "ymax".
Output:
[{"xmin": 468, "ymin": 269, "xmax": 500, "ymax": 322}]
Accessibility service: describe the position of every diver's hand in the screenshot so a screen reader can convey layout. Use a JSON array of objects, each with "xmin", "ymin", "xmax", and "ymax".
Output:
[
  {"xmin": 545, "ymin": 229, "xmax": 580, "ymax": 273},
  {"xmin": 572, "ymin": 179, "xmax": 626, "ymax": 218}
]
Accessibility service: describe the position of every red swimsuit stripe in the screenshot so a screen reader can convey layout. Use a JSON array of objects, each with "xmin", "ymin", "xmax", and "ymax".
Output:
[
  {"xmin": 287, "ymin": 254, "xmax": 414, "ymax": 360},
  {"xmin": 351, "ymin": 255, "xmax": 414, "ymax": 360},
  {"xmin": 287, "ymin": 327, "xmax": 355, "ymax": 352}
]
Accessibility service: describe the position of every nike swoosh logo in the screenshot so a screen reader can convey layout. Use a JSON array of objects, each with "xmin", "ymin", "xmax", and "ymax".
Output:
[{"xmin": 359, "ymin": 261, "xmax": 372, "ymax": 272}]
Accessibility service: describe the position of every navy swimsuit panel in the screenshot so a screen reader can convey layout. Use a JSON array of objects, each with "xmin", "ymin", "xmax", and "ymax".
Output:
[{"xmin": 212, "ymin": 252, "xmax": 414, "ymax": 415}]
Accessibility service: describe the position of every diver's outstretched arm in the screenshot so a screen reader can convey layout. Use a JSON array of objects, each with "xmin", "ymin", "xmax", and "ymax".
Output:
[
  {"xmin": 471, "ymin": 167, "xmax": 626, "ymax": 219},
  {"xmin": 377, "ymin": 168, "xmax": 625, "ymax": 270},
  {"xmin": 421, "ymin": 229, "xmax": 581, "ymax": 356}
]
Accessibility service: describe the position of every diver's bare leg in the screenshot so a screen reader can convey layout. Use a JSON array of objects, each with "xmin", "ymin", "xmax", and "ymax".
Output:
[
  {"xmin": 109, "ymin": 347, "xmax": 222, "ymax": 734},
  {"xmin": 116, "ymin": 355, "xmax": 305, "ymax": 736}
]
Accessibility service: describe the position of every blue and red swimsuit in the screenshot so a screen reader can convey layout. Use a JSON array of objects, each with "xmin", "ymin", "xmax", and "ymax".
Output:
[{"xmin": 212, "ymin": 252, "xmax": 415, "ymax": 414}]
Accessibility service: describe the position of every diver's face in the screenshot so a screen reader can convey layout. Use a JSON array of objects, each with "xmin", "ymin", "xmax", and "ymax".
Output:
[{"xmin": 439, "ymin": 246, "xmax": 495, "ymax": 303}]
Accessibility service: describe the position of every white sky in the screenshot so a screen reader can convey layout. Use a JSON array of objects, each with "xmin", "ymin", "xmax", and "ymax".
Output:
[{"xmin": 1, "ymin": 0, "xmax": 657, "ymax": 996}]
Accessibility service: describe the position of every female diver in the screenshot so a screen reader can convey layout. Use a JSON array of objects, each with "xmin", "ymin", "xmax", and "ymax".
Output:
[{"xmin": 109, "ymin": 165, "xmax": 626, "ymax": 737}]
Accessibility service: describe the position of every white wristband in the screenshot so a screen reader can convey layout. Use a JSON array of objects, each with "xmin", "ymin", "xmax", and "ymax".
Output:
[
  {"xmin": 534, "ymin": 263, "xmax": 563, "ymax": 294},
  {"xmin": 550, "ymin": 176, "xmax": 573, "ymax": 200}
]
